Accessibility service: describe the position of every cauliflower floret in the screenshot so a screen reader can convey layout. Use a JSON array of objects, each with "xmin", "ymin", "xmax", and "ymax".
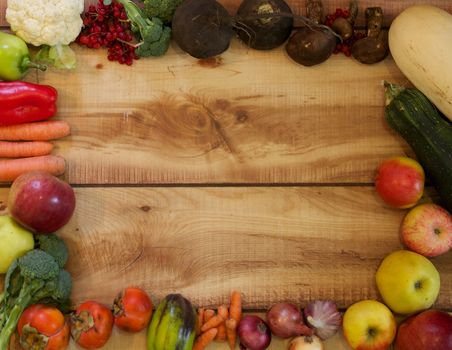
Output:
[{"xmin": 6, "ymin": 0, "xmax": 84, "ymax": 46}]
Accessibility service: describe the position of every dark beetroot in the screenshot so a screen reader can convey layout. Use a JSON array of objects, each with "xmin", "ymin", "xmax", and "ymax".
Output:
[
  {"xmin": 235, "ymin": 0, "xmax": 293, "ymax": 50},
  {"xmin": 172, "ymin": 0, "xmax": 233, "ymax": 58}
]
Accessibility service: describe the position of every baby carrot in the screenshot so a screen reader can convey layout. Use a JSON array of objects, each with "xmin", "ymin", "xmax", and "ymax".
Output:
[
  {"xmin": 0, "ymin": 120, "xmax": 71, "ymax": 141},
  {"xmin": 201, "ymin": 314, "xmax": 225, "ymax": 332},
  {"xmin": 229, "ymin": 291, "xmax": 242, "ymax": 323},
  {"xmin": 0, "ymin": 155, "xmax": 66, "ymax": 182},
  {"xmin": 0, "ymin": 141, "xmax": 53, "ymax": 158},
  {"xmin": 203, "ymin": 309, "xmax": 215, "ymax": 325},
  {"xmin": 193, "ymin": 328, "xmax": 218, "ymax": 350},
  {"xmin": 225, "ymin": 318, "xmax": 238, "ymax": 350},
  {"xmin": 196, "ymin": 308, "xmax": 205, "ymax": 336},
  {"xmin": 215, "ymin": 305, "xmax": 229, "ymax": 341}
]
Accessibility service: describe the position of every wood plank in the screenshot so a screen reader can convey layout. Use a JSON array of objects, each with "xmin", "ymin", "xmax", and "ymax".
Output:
[
  {"xmin": 1, "ymin": 0, "xmax": 452, "ymax": 27},
  {"xmin": 0, "ymin": 1, "xmax": 4, "ymax": 26},
  {"xmin": 21, "ymin": 43, "xmax": 411, "ymax": 185},
  {"xmin": 2, "ymin": 187, "xmax": 450, "ymax": 310}
]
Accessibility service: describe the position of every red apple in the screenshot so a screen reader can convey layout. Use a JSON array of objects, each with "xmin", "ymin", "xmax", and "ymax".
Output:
[
  {"xmin": 395, "ymin": 309, "xmax": 452, "ymax": 350},
  {"xmin": 375, "ymin": 157, "xmax": 425, "ymax": 208},
  {"xmin": 401, "ymin": 203, "xmax": 452, "ymax": 257},
  {"xmin": 8, "ymin": 171, "xmax": 76, "ymax": 234}
]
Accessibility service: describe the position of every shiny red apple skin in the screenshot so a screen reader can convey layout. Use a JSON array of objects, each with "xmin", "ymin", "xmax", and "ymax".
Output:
[
  {"xmin": 401, "ymin": 203, "xmax": 452, "ymax": 257},
  {"xmin": 375, "ymin": 157, "xmax": 425, "ymax": 208},
  {"xmin": 395, "ymin": 310, "xmax": 452, "ymax": 350},
  {"xmin": 8, "ymin": 171, "xmax": 76, "ymax": 234}
]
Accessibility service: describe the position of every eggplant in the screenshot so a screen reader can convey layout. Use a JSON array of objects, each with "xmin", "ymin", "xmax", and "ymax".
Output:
[{"xmin": 147, "ymin": 294, "xmax": 196, "ymax": 350}]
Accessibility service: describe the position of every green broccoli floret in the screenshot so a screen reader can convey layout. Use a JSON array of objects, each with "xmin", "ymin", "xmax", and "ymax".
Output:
[
  {"xmin": 0, "ymin": 249, "xmax": 72, "ymax": 350},
  {"xmin": 36, "ymin": 234, "xmax": 69, "ymax": 268},
  {"xmin": 112, "ymin": 0, "xmax": 171, "ymax": 57},
  {"xmin": 136, "ymin": 17, "xmax": 172, "ymax": 57},
  {"xmin": 18, "ymin": 249, "xmax": 59, "ymax": 281},
  {"xmin": 142, "ymin": 0, "xmax": 184, "ymax": 23},
  {"xmin": 32, "ymin": 269, "xmax": 72, "ymax": 305}
]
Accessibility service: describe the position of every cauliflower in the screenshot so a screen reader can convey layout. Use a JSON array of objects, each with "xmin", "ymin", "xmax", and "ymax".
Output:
[
  {"xmin": 6, "ymin": 0, "xmax": 84, "ymax": 46},
  {"xmin": 6, "ymin": 0, "xmax": 84, "ymax": 69}
]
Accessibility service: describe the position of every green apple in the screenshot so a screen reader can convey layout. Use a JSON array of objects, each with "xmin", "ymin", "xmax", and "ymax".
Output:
[
  {"xmin": 343, "ymin": 300, "xmax": 396, "ymax": 350},
  {"xmin": 376, "ymin": 250, "xmax": 440, "ymax": 315},
  {"xmin": 0, "ymin": 215, "xmax": 34, "ymax": 273}
]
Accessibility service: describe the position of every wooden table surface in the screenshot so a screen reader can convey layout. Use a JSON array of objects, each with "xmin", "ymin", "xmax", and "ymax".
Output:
[{"xmin": 1, "ymin": 1, "xmax": 452, "ymax": 349}]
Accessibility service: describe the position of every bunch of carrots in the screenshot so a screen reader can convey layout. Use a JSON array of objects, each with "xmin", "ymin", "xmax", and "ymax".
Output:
[
  {"xmin": 193, "ymin": 291, "xmax": 242, "ymax": 350},
  {"xmin": 0, "ymin": 82, "xmax": 71, "ymax": 182}
]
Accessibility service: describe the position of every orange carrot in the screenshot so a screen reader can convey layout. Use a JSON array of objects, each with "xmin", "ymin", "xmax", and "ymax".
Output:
[
  {"xmin": 215, "ymin": 305, "xmax": 229, "ymax": 341},
  {"xmin": 0, "ymin": 120, "xmax": 71, "ymax": 141},
  {"xmin": 0, "ymin": 141, "xmax": 53, "ymax": 158},
  {"xmin": 0, "ymin": 155, "xmax": 66, "ymax": 182},
  {"xmin": 225, "ymin": 318, "xmax": 238, "ymax": 350},
  {"xmin": 193, "ymin": 328, "xmax": 218, "ymax": 350},
  {"xmin": 203, "ymin": 309, "xmax": 215, "ymax": 326},
  {"xmin": 229, "ymin": 291, "xmax": 242, "ymax": 324},
  {"xmin": 196, "ymin": 308, "xmax": 205, "ymax": 336},
  {"xmin": 201, "ymin": 314, "xmax": 225, "ymax": 332}
]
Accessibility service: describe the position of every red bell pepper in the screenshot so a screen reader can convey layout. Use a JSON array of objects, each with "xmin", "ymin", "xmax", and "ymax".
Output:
[{"xmin": 0, "ymin": 81, "xmax": 58, "ymax": 126}]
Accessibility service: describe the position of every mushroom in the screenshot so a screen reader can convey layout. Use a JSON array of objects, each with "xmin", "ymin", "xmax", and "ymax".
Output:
[
  {"xmin": 285, "ymin": 0, "xmax": 337, "ymax": 66},
  {"xmin": 352, "ymin": 7, "xmax": 389, "ymax": 64},
  {"xmin": 331, "ymin": 0, "xmax": 358, "ymax": 41}
]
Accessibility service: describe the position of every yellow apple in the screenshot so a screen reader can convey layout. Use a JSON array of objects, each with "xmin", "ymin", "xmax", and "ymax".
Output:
[
  {"xmin": 343, "ymin": 300, "xmax": 396, "ymax": 350},
  {"xmin": 376, "ymin": 250, "xmax": 440, "ymax": 315},
  {"xmin": 0, "ymin": 215, "xmax": 34, "ymax": 273}
]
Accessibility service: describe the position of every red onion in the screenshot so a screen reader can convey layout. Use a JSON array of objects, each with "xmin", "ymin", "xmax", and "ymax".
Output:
[
  {"xmin": 238, "ymin": 315, "xmax": 272, "ymax": 350},
  {"xmin": 266, "ymin": 303, "xmax": 313, "ymax": 338},
  {"xmin": 303, "ymin": 300, "xmax": 342, "ymax": 340},
  {"xmin": 289, "ymin": 335, "xmax": 324, "ymax": 350}
]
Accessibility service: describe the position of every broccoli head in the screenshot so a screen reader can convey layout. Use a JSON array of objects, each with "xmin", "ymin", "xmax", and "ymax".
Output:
[
  {"xmin": 142, "ymin": 0, "xmax": 184, "ymax": 23},
  {"xmin": 32, "ymin": 269, "xmax": 72, "ymax": 305},
  {"xmin": 135, "ymin": 17, "xmax": 171, "ymax": 57},
  {"xmin": 18, "ymin": 249, "xmax": 60, "ymax": 281},
  {"xmin": 36, "ymin": 234, "xmax": 69, "ymax": 268},
  {"xmin": 0, "ymin": 249, "xmax": 72, "ymax": 350},
  {"xmin": 113, "ymin": 0, "xmax": 172, "ymax": 57}
]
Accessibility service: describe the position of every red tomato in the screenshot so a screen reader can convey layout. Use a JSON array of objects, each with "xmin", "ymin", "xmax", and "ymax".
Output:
[
  {"xmin": 375, "ymin": 157, "xmax": 425, "ymax": 208},
  {"xmin": 17, "ymin": 304, "xmax": 70, "ymax": 350},
  {"xmin": 71, "ymin": 301, "xmax": 114, "ymax": 349},
  {"xmin": 113, "ymin": 287, "xmax": 153, "ymax": 332}
]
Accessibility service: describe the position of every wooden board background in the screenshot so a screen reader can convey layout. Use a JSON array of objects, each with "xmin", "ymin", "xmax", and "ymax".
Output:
[
  {"xmin": 1, "ymin": 1, "xmax": 452, "ymax": 349},
  {"xmin": 19, "ymin": 44, "xmax": 411, "ymax": 185}
]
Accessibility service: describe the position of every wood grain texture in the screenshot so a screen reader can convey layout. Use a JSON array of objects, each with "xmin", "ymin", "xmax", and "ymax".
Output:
[
  {"xmin": 1, "ymin": 0, "xmax": 452, "ymax": 27},
  {"xmin": 1, "ymin": 187, "xmax": 450, "ymax": 350},
  {"xmin": 2, "ymin": 187, "xmax": 450, "ymax": 310},
  {"xmin": 18, "ymin": 43, "xmax": 412, "ymax": 185}
]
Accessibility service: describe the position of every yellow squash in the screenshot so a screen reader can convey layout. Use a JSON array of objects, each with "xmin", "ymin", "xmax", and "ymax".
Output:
[{"xmin": 389, "ymin": 5, "xmax": 452, "ymax": 121}]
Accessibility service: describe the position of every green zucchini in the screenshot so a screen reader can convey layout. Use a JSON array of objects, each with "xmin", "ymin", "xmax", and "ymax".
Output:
[
  {"xmin": 147, "ymin": 294, "xmax": 196, "ymax": 350},
  {"xmin": 384, "ymin": 82, "xmax": 452, "ymax": 212}
]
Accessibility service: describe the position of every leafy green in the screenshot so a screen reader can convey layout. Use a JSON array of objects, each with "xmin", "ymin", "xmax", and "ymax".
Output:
[{"xmin": 36, "ymin": 44, "xmax": 77, "ymax": 70}]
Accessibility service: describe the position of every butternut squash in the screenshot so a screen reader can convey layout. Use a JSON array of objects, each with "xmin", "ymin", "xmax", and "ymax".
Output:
[{"xmin": 389, "ymin": 5, "xmax": 452, "ymax": 121}]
